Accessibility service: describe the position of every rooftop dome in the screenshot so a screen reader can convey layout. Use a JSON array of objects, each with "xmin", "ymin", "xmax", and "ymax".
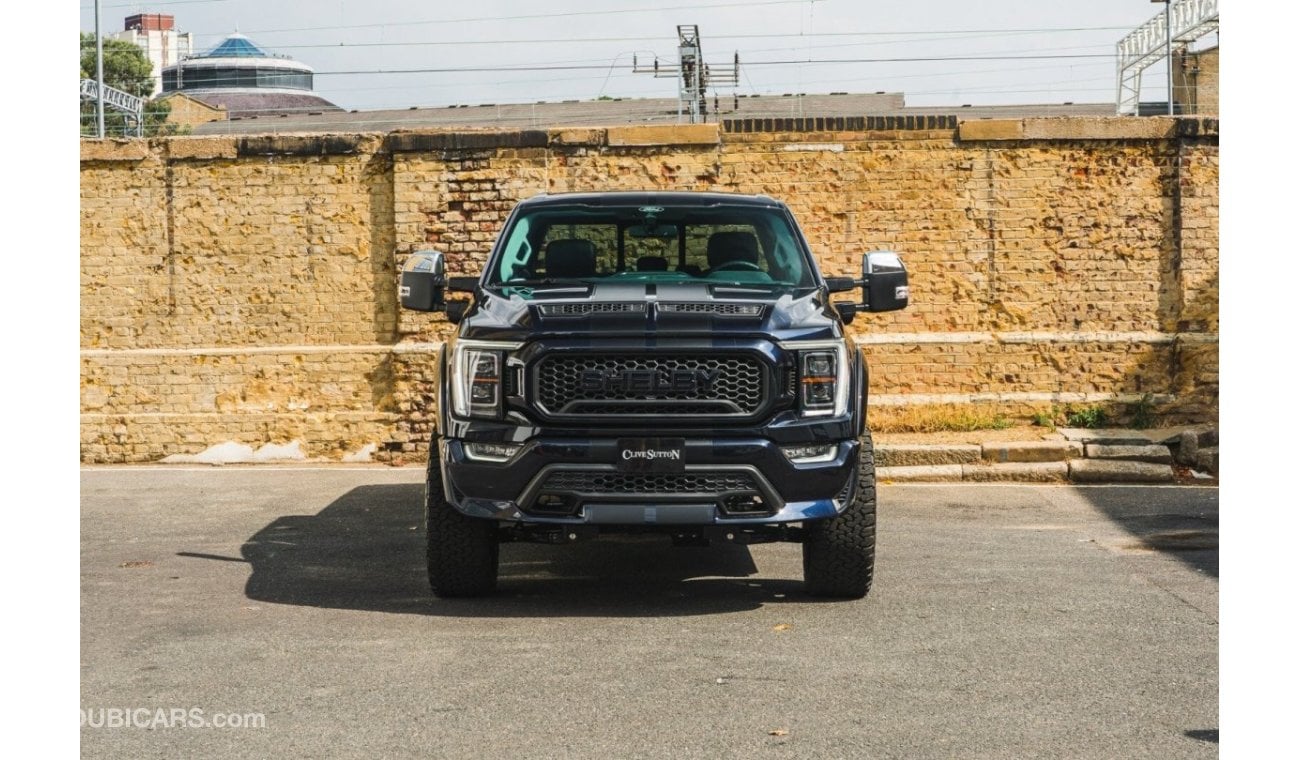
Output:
[
  {"xmin": 161, "ymin": 31, "xmax": 339, "ymax": 115},
  {"xmin": 196, "ymin": 33, "xmax": 273, "ymax": 59}
]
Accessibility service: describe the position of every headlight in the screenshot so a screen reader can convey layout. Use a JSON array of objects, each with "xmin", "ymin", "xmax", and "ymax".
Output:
[
  {"xmin": 450, "ymin": 340, "xmax": 520, "ymax": 419},
  {"xmin": 781, "ymin": 443, "xmax": 838, "ymax": 463},
  {"xmin": 464, "ymin": 441, "xmax": 523, "ymax": 462},
  {"xmin": 782, "ymin": 341, "xmax": 850, "ymax": 418}
]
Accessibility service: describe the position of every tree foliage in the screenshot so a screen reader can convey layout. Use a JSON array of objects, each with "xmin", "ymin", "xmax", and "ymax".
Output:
[
  {"xmin": 80, "ymin": 32, "xmax": 181, "ymax": 137},
  {"xmin": 80, "ymin": 32, "xmax": 154, "ymax": 97}
]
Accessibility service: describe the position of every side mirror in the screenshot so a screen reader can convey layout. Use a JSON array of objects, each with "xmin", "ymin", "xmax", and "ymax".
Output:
[
  {"xmin": 448, "ymin": 276, "xmax": 480, "ymax": 293},
  {"xmin": 824, "ymin": 276, "xmax": 856, "ymax": 293},
  {"xmin": 400, "ymin": 251, "xmax": 447, "ymax": 312},
  {"xmin": 862, "ymin": 251, "xmax": 909, "ymax": 312}
]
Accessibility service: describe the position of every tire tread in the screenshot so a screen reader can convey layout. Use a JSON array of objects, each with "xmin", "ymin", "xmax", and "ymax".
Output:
[
  {"xmin": 425, "ymin": 442, "xmax": 499, "ymax": 598},
  {"xmin": 802, "ymin": 431, "xmax": 877, "ymax": 598}
]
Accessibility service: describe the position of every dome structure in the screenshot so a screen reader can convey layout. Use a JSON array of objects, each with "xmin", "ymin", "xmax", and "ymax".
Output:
[{"xmin": 160, "ymin": 33, "xmax": 341, "ymax": 118}]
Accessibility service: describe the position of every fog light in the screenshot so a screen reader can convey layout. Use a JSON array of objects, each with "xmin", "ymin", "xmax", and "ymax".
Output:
[
  {"xmin": 781, "ymin": 444, "xmax": 837, "ymax": 464},
  {"xmin": 464, "ymin": 441, "xmax": 522, "ymax": 462},
  {"xmin": 533, "ymin": 493, "xmax": 575, "ymax": 514},
  {"xmin": 724, "ymin": 494, "xmax": 767, "ymax": 513}
]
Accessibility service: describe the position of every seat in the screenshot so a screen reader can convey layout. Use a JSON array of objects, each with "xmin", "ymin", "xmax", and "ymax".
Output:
[
  {"xmin": 636, "ymin": 256, "xmax": 668, "ymax": 272},
  {"xmin": 544, "ymin": 239, "xmax": 597, "ymax": 278},
  {"xmin": 706, "ymin": 231, "xmax": 761, "ymax": 270}
]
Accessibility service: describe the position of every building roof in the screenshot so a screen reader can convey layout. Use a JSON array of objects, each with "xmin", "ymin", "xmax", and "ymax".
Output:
[
  {"xmin": 198, "ymin": 33, "xmax": 273, "ymax": 59},
  {"xmin": 178, "ymin": 91, "xmax": 343, "ymax": 119},
  {"xmin": 192, "ymin": 92, "xmax": 1115, "ymax": 135}
]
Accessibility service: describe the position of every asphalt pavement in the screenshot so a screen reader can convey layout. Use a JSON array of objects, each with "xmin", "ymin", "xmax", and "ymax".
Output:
[{"xmin": 81, "ymin": 467, "xmax": 1218, "ymax": 759}]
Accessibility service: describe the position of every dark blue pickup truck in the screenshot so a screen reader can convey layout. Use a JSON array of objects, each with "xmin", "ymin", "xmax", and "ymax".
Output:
[{"xmin": 400, "ymin": 191, "xmax": 909, "ymax": 598}]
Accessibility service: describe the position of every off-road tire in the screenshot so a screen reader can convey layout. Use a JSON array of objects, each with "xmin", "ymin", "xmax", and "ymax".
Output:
[
  {"xmin": 802, "ymin": 431, "xmax": 877, "ymax": 598},
  {"xmin": 425, "ymin": 441, "xmax": 499, "ymax": 597}
]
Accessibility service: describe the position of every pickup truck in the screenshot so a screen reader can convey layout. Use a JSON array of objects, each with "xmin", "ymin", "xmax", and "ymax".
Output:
[{"xmin": 400, "ymin": 191, "xmax": 909, "ymax": 598}]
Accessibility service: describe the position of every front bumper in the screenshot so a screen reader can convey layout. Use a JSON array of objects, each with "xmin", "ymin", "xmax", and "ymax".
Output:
[{"xmin": 440, "ymin": 436, "xmax": 858, "ymax": 526}]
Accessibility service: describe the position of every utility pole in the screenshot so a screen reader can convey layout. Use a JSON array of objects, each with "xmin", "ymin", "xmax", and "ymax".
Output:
[
  {"xmin": 94, "ymin": 0, "xmax": 105, "ymax": 137},
  {"xmin": 633, "ymin": 25, "xmax": 739, "ymax": 124},
  {"xmin": 1163, "ymin": 0, "xmax": 1173, "ymax": 115}
]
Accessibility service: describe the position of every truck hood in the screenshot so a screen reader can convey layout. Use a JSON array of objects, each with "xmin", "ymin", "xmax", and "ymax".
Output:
[{"xmin": 457, "ymin": 280, "xmax": 843, "ymax": 343}]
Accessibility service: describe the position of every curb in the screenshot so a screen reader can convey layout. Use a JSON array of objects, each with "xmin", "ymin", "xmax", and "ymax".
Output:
[
  {"xmin": 875, "ymin": 444, "xmax": 980, "ymax": 467},
  {"xmin": 876, "ymin": 427, "xmax": 1215, "ymax": 484},
  {"xmin": 1068, "ymin": 459, "xmax": 1175, "ymax": 483},
  {"xmin": 982, "ymin": 441, "xmax": 1082, "ymax": 463}
]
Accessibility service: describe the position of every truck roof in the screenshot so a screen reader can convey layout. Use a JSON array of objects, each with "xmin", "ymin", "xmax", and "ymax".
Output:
[{"xmin": 515, "ymin": 191, "xmax": 784, "ymax": 209}]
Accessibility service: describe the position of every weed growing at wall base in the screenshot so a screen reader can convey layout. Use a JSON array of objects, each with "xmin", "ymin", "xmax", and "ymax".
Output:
[
  {"xmin": 873, "ymin": 405, "xmax": 1015, "ymax": 434},
  {"xmin": 1064, "ymin": 405, "xmax": 1109, "ymax": 429}
]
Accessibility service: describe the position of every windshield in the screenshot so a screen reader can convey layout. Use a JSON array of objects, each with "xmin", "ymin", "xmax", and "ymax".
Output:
[{"xmin": 485, "ymin": 203, "xmax": 817, "ymax": 293}]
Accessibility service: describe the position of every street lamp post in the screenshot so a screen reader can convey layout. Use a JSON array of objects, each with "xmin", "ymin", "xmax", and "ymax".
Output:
[
  {"xmin": 95, "ymin": 0, "xmax": 105, "ymax": 137},
  {"xmin": 1154, "ymin": 0, "xmax": 1174, "ymax": 115}
]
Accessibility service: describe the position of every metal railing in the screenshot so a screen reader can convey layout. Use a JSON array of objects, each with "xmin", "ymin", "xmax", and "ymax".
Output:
[
  {"xmin": 80, "ymin": 78, "xmax": 146, "ymax": 136},
  {"xmin": 1115, "ymin": 0, "xmax": 1219, "ymax": 115}
]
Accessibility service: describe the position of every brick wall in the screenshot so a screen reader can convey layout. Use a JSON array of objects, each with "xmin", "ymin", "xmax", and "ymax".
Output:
[{"xmin": 80, "ymin": 118, "xmax": 1219, "ymax": 462}]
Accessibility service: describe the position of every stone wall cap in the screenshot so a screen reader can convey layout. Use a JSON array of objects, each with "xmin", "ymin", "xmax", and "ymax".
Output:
[
  {"xmin": 156, "ymin": 136, "xmax": 238, "ymax": 160},
  {"xmin": 80, "ymin": 139, "xmax": 151, "ymax": 163},
  {"xmin": 959, "ymin": 116, "xmax": 1219, "ymax": 142},
  {"xmin": 605, "ymin": 123, "xmax": 720, "ymax": 146},
  {"xmin": 386, "ymin": 129, "xmax": 548, "ymax": 152}
]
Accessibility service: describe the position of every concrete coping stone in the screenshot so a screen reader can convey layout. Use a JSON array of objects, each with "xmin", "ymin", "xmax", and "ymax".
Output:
[
  {"xmin": 159, "ymin": 136, "xmax": 238, "ymax": 160},
  {"xmin": 958, "ymin": 116, "xmax": 1218, "ymax": 143},
  {"xmin": 605, "ymin": 124, "xmax": 720, "ymax": 146},
  {"xmin": 1084, "ymin": 444, "xmax": 1174, "ymax": 465},
  {"xmin": 1069, "ymin": 459, "xmax": 1175, "ymax": 483},
  {"xmin": 1058, "ymin": 426, "xmax": 1214, "ymax": 446},
  {"xmin": 80, "ymin": 139, "xmax": 151, "ymax": 162},
  {"xmin": 547, "ymin": 128, "xmax": 607, "ymax": 146},
  {"xmin": 386, "ymin": 129, "xmax": 549, "ymax": 152},
  {"xmin": 236, "ymin": 134, "xmax": 378, "ymax": 157}
]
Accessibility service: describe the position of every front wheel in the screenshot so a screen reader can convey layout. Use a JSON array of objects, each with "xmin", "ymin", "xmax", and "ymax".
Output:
[
  {"xmin": 425, "ymin": 440, "xmax": 499, "ymax": 598},
  {"xmin": 802, "ymin": 432, "xmax": 877, "ymax": 598}
]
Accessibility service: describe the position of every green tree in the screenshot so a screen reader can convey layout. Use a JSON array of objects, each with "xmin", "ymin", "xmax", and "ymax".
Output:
[{"xmin": 80, "ymin": 32, "xmax": 177, "ymax": 137}]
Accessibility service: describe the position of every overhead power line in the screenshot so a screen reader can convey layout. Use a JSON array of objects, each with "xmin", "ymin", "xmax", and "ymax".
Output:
[
  {"xmin": 302, "ymin": 53, "xmax": 1113, "ymax": 79},
  {"xmin": 189, "ymin": 26, "xmax": 1135, "ymax": 50},
  {"xmin": 82, "ymin": 0, "xmax": 229, "ymax": 8},
  {"xmin": 148, "ymin": 51, "xmax": 1115, "ymax": 92},
  {"xmin": 237, "ymin": 0, "xmax": 812, "ymax": 36}
]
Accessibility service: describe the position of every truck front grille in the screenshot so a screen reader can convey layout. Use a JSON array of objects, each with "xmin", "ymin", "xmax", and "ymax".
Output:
[{"xmin": 533, "ymin": 353, "xmax": 767, "ymax": 419}]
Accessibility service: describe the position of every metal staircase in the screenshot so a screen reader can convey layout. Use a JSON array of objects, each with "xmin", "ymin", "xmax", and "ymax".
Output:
[
  {"xmin": 80, "ymin": 78, "xmax": 146, "ymax": 136},
  {"xmin": 1115, "ymin": 0, "xmax": 1219, "ymax": 115}
]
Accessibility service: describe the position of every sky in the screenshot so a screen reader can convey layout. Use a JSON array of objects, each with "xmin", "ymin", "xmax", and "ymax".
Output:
[{"xmin": 78, "ymin": 0, "xmax": 1219, "ymax": 113}]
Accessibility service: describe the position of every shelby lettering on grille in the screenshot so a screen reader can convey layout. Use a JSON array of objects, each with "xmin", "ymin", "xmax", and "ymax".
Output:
[
  {"xmin": 535, "ymin": 354, "xmax": 765, "ymax": 417},
  {"xmin": 580, "ymin": 368, "xmax": 720, "ymax": 394}
]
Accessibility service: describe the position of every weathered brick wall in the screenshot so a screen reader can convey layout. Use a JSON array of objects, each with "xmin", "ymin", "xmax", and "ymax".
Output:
[{"xmin": 80, "ymin": 118, "xmax": 1218, "ymax": 462}]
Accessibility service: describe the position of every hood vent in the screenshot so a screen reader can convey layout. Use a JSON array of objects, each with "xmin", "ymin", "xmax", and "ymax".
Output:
[
  {"xmin": 537, "ymin": 302, "xmax": 647, "ymax": 317},
  {"xmin": 658, "ymin": 302, "xmax": 765, "ymax": 317}
]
